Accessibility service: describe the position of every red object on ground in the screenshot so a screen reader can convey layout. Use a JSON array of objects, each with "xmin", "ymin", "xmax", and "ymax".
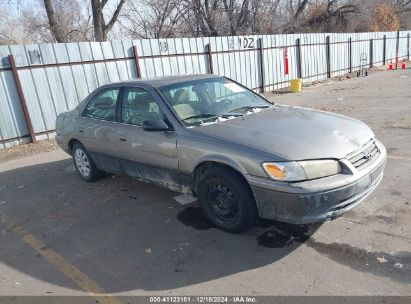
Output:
[
  {"xmin": 402, "ymin": 59, "xmax": 406, "ymax": 69},
  {"xmin": 284, "ymin": 48, "xmax": 289, "ymax": 75},
  {"xmin": 388, "ymin": 61, "xmax": 393, "ymax": 70}
]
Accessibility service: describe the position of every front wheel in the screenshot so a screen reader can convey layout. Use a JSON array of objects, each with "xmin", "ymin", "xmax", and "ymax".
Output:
[
  {"xmin": 72, "ymin": 143, "xmax": 104, "ymax": 182},
  {"xmin": 197, "ymin": 167, "xmax": 257, "ymax": 233}
]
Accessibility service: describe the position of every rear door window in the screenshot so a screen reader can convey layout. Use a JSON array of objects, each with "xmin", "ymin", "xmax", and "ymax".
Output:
[{"xmin": 83, "ymin": 88, "xmax": 120, "ymax": 121}]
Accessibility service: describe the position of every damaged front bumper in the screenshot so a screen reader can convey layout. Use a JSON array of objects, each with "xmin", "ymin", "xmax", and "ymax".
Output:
[{"xmin": 247, "ymin": 139, "xmax": 387, "ymax": 224}]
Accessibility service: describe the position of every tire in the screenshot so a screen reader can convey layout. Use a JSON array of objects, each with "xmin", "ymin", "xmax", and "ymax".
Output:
[
  {"xmin": 197, "ymin": 167, "xmax": 257, "ymax": 233},
  {"xmin": 72, "ymin": 142, "xmax": 104, "ymax": 182}
]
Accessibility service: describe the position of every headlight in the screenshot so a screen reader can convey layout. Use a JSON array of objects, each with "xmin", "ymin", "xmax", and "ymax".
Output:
[{"xmin": 262, "ymin": 160, "xmax": 342, "ymax": 182}]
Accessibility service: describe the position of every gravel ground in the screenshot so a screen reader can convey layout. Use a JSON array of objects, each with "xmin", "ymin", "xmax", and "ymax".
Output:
[{"xmin": 0, "ymin": 140, "xmax": 58, "ymax": 163}]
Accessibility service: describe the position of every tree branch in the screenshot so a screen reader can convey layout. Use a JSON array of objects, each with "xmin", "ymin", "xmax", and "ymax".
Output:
[{"xmin": 104, "ymin": 0, "xmax": 126, "ymax": 32}]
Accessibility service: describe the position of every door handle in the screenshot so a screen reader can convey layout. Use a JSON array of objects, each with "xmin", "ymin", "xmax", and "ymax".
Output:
[
  {"xmin": 78, "ymin": 129, "xmax": 84, "ymax": 133},
  {"xmin": 119, "ymin": 138, "xmax": 127, "ymax": 142}
]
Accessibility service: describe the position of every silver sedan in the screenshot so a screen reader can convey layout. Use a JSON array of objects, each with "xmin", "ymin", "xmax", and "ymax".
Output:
[{"xmin": 56, "ymin": 74, "xmax": 386, "ymax": 232}]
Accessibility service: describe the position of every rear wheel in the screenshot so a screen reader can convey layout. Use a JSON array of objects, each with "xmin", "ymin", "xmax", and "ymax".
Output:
[
  {"xmin": 197, "ymin": 167, "xmax": 257, "ymax": 233},
  {"xmin": 72, "ymin": 143, "xmax": 104, "ymax": 182}
]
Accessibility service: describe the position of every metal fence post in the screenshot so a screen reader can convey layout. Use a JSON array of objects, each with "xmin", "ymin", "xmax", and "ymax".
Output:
[
  {"xmin": 395, "ymin": 31, "xmax": 400, "ymax": 69},
  {"xmin": 369, "ymin": 38, "xmax": 374, "ymax": 68},
  {"xmin": 348, "ymin": 37, "xmax": 352, "ymax": 73},
  {"xmin": 296, "ymin": 37, "xmax": 303, "ymax": 79},
  {"xmin": 326, "ymin": 36, "xmax": 331, "ymax": 78},
  {"xmin": 383, "ymin": 35, "xmax": 387, "ymax": 65},
  {"xmin": 258, "ymin": 38, "xmax": 265, "ymax": 93},
  {"xmin": 207, "ymin": 43, "xmax": 214, "ymax": 74},
  {"xmin": 408, "ymin": 33, "xmax": 410, "ymax": 60},
  {"xmin": 8, "ymin": 55, "xmax": 36, "ymax": 143},
  {"xmin": 132, "ymin": 45, "xmax": 142, "ymax": 79}
]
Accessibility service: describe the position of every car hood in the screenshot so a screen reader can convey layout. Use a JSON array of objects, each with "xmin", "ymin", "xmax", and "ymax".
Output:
[{"xmin": 192, "ymin": 105, "xmax": 374, "ymax": 160}]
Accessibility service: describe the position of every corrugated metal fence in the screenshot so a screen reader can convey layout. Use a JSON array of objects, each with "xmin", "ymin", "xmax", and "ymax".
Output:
[{"xmin": 0, "ymin": 30, "xmax": 410, "ymax": 148}]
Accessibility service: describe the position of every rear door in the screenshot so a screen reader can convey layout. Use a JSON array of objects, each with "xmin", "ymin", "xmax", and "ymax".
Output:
[
  {"xmin": 115, "ymin": 86, "xmax": 181, "ymax": 191},
  {"xmin": 75, "ymin": 86, "xmax": 123, "ymax": 173}
]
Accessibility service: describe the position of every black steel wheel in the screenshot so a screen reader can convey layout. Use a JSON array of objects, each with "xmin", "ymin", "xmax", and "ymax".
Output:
[
  {"xmin": 197, "ymin": 166, "xmax": 257, "ymax": 233},
  {"xmin": 207, "ymin": 182, "xmax": 239, "ymax": 225}
]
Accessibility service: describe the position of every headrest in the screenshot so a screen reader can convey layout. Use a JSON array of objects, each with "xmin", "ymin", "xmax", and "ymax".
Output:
[
  {"xmin": 95, "ymin": 97, "xmax": 115, "ymax": 109},
  {"xmin": 129, "ymin": 96, "xmax": 150, "ymax": 111},
  {"xmin": 173, "ymin": 89, "xmax": 190, "ymax": 104}
]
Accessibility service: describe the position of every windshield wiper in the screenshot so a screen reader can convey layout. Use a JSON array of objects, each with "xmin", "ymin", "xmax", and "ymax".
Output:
[
  {"xmin": 220, "ymin": 113, "xmax": 244, "ymax": 117},
  {"xmin": 182, "ymin": 113, "xmax": 218, "ymax": 121},
  {"xmin": 183, "ymin": 112, "xmax": 244, "ymax": 122},
  {"xmin": 229, "ymin": 105, "xmax": 271, "ymax": 113}
]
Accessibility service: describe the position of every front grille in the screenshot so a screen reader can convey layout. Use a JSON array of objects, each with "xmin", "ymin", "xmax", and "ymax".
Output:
[{"xmin": 349, "ymin": 140, "xmax": 379, "ymax": 169}]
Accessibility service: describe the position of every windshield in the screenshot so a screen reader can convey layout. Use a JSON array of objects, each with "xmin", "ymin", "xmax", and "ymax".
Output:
[{"xmin": 158, "ymin": 77, "xmax": 272, "ymax": 126}]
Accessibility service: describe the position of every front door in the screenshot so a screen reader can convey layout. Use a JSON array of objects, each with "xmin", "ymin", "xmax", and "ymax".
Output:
[{"xmin": 116, "ymin": 86, "xmax": 181, "ymax": 191}]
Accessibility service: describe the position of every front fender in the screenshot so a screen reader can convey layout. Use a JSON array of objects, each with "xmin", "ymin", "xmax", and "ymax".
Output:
[{"xmin": 193, "ymin": 154, "xmax": 248, "ymax": 176}]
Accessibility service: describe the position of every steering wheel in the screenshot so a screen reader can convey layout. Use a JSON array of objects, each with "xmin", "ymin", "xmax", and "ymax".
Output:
[
  {"xmin": 218, "ymin": 98, "xmax": 233, "ymax": 106},
  {"xmin": 213, "ymin": 98, "xmax": 232, "ymax": 111}
]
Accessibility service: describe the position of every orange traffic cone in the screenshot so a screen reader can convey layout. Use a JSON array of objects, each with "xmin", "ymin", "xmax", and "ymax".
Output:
[
  {"xmin": 402, "ymin": 59, "xmax": 406, "ymax": 69},
  {"xmin": 388, "ymin": 60, "xmax": 393, "ymax": 70}
]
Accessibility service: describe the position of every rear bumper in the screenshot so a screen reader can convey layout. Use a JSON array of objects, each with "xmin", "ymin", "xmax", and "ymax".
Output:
[
  {"xmin": 55, "ymin": 134, "xmax": 70, "ymax": 154},
  {"xmin": 247, "ymin": 139, "xmax": 387, "ymax": 224}
]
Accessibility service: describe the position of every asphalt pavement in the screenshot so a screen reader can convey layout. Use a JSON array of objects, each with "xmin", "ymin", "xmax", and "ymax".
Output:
[{"xmin": 0, "ymin": 68, "xmax": 410, "ymax": 302}]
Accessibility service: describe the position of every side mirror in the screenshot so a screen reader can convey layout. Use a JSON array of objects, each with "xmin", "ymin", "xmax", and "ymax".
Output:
[{"xmin": 142, "ymin": 119, "xmax": 170, "ymax": 131}]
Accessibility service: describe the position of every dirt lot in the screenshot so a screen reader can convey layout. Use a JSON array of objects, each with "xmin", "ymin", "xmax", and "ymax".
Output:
[{"xmin": 0, "ymin": 69, "xmax": 410, "ymax": 301}]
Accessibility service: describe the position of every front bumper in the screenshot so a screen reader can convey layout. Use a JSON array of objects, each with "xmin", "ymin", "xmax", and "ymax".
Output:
[{"xmin": 247, "ymin": 139, "xmax": 387, "ymax": 224}]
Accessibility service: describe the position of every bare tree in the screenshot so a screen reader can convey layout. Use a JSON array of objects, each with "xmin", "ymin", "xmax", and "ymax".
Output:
[
  {"xmin": 249, "ymin": 0, "xmax": 282, "ymax": 34},
  {"xmin": 302, "ymin": 0, "xmax": 359, "ymax": 32},
  {"xmin": 389, "ymin": 0, "xmax": 411, "ymax": 28},
  {"xmin": 1, "ymin": 0, "xmax": 411, "ymax": 45},
  {"xmin": 22, "ymin": 0, "xmax": 93, "ymax": 43},
  {"xmin": 280, "ymin": 0, "xmax": 309, "ymax": 32},
  {"xmin": 370, "ymin": 1, "xmax": 400, "ymax": 31},
  {"xmin": 121, "ymin": 0, "xmax": 187, "ymax": 38},
  {"xmin": 390, "ymin": 0, "xmax": 411, "ymax": 11},
  {"xmin": 222, "ymin": 0, "xmax": 251, "ymax": 35},
  {"xmin": 278, "ymin": 0, "xmax": 360, "ymax": 33},
  {"xmin": 190, "ymin": 0, "xmax": 222, "ymax": 36},
  {"xmin": 0, "ymin": 9, "xmax": 25, "ymax": 44},
  {"xmin": 90, "ymin": 0, "xmax": 126, "ymax": 41},
  {"xmin": 43, "ymin": 0, "xmax": 65, "ymax": 42}
]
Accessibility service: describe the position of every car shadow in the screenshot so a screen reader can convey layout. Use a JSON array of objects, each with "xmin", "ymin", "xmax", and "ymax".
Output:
[{"xmin": 0, "ymin": 159, "xmax": 320, "ymax": 292}]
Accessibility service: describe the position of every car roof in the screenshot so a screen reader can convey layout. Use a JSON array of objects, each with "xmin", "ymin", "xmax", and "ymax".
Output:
[{"xmin": 107, "ymin": 74, "xmax": 219, "ymax": 88}]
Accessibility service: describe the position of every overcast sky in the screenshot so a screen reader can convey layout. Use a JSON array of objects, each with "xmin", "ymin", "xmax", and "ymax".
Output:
[{"xmin": 0, "ymin": 0, "xmax": 41, "ymax": 15}]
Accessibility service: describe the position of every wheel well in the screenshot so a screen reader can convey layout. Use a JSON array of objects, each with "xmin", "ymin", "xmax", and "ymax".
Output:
[
  {"xmin": 192, "ymin": 161, "xmax": 252, "ymax": 196},
  {"xmin": 68, "ymin": 139, "xmax": 81, "ymax": 154}
]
